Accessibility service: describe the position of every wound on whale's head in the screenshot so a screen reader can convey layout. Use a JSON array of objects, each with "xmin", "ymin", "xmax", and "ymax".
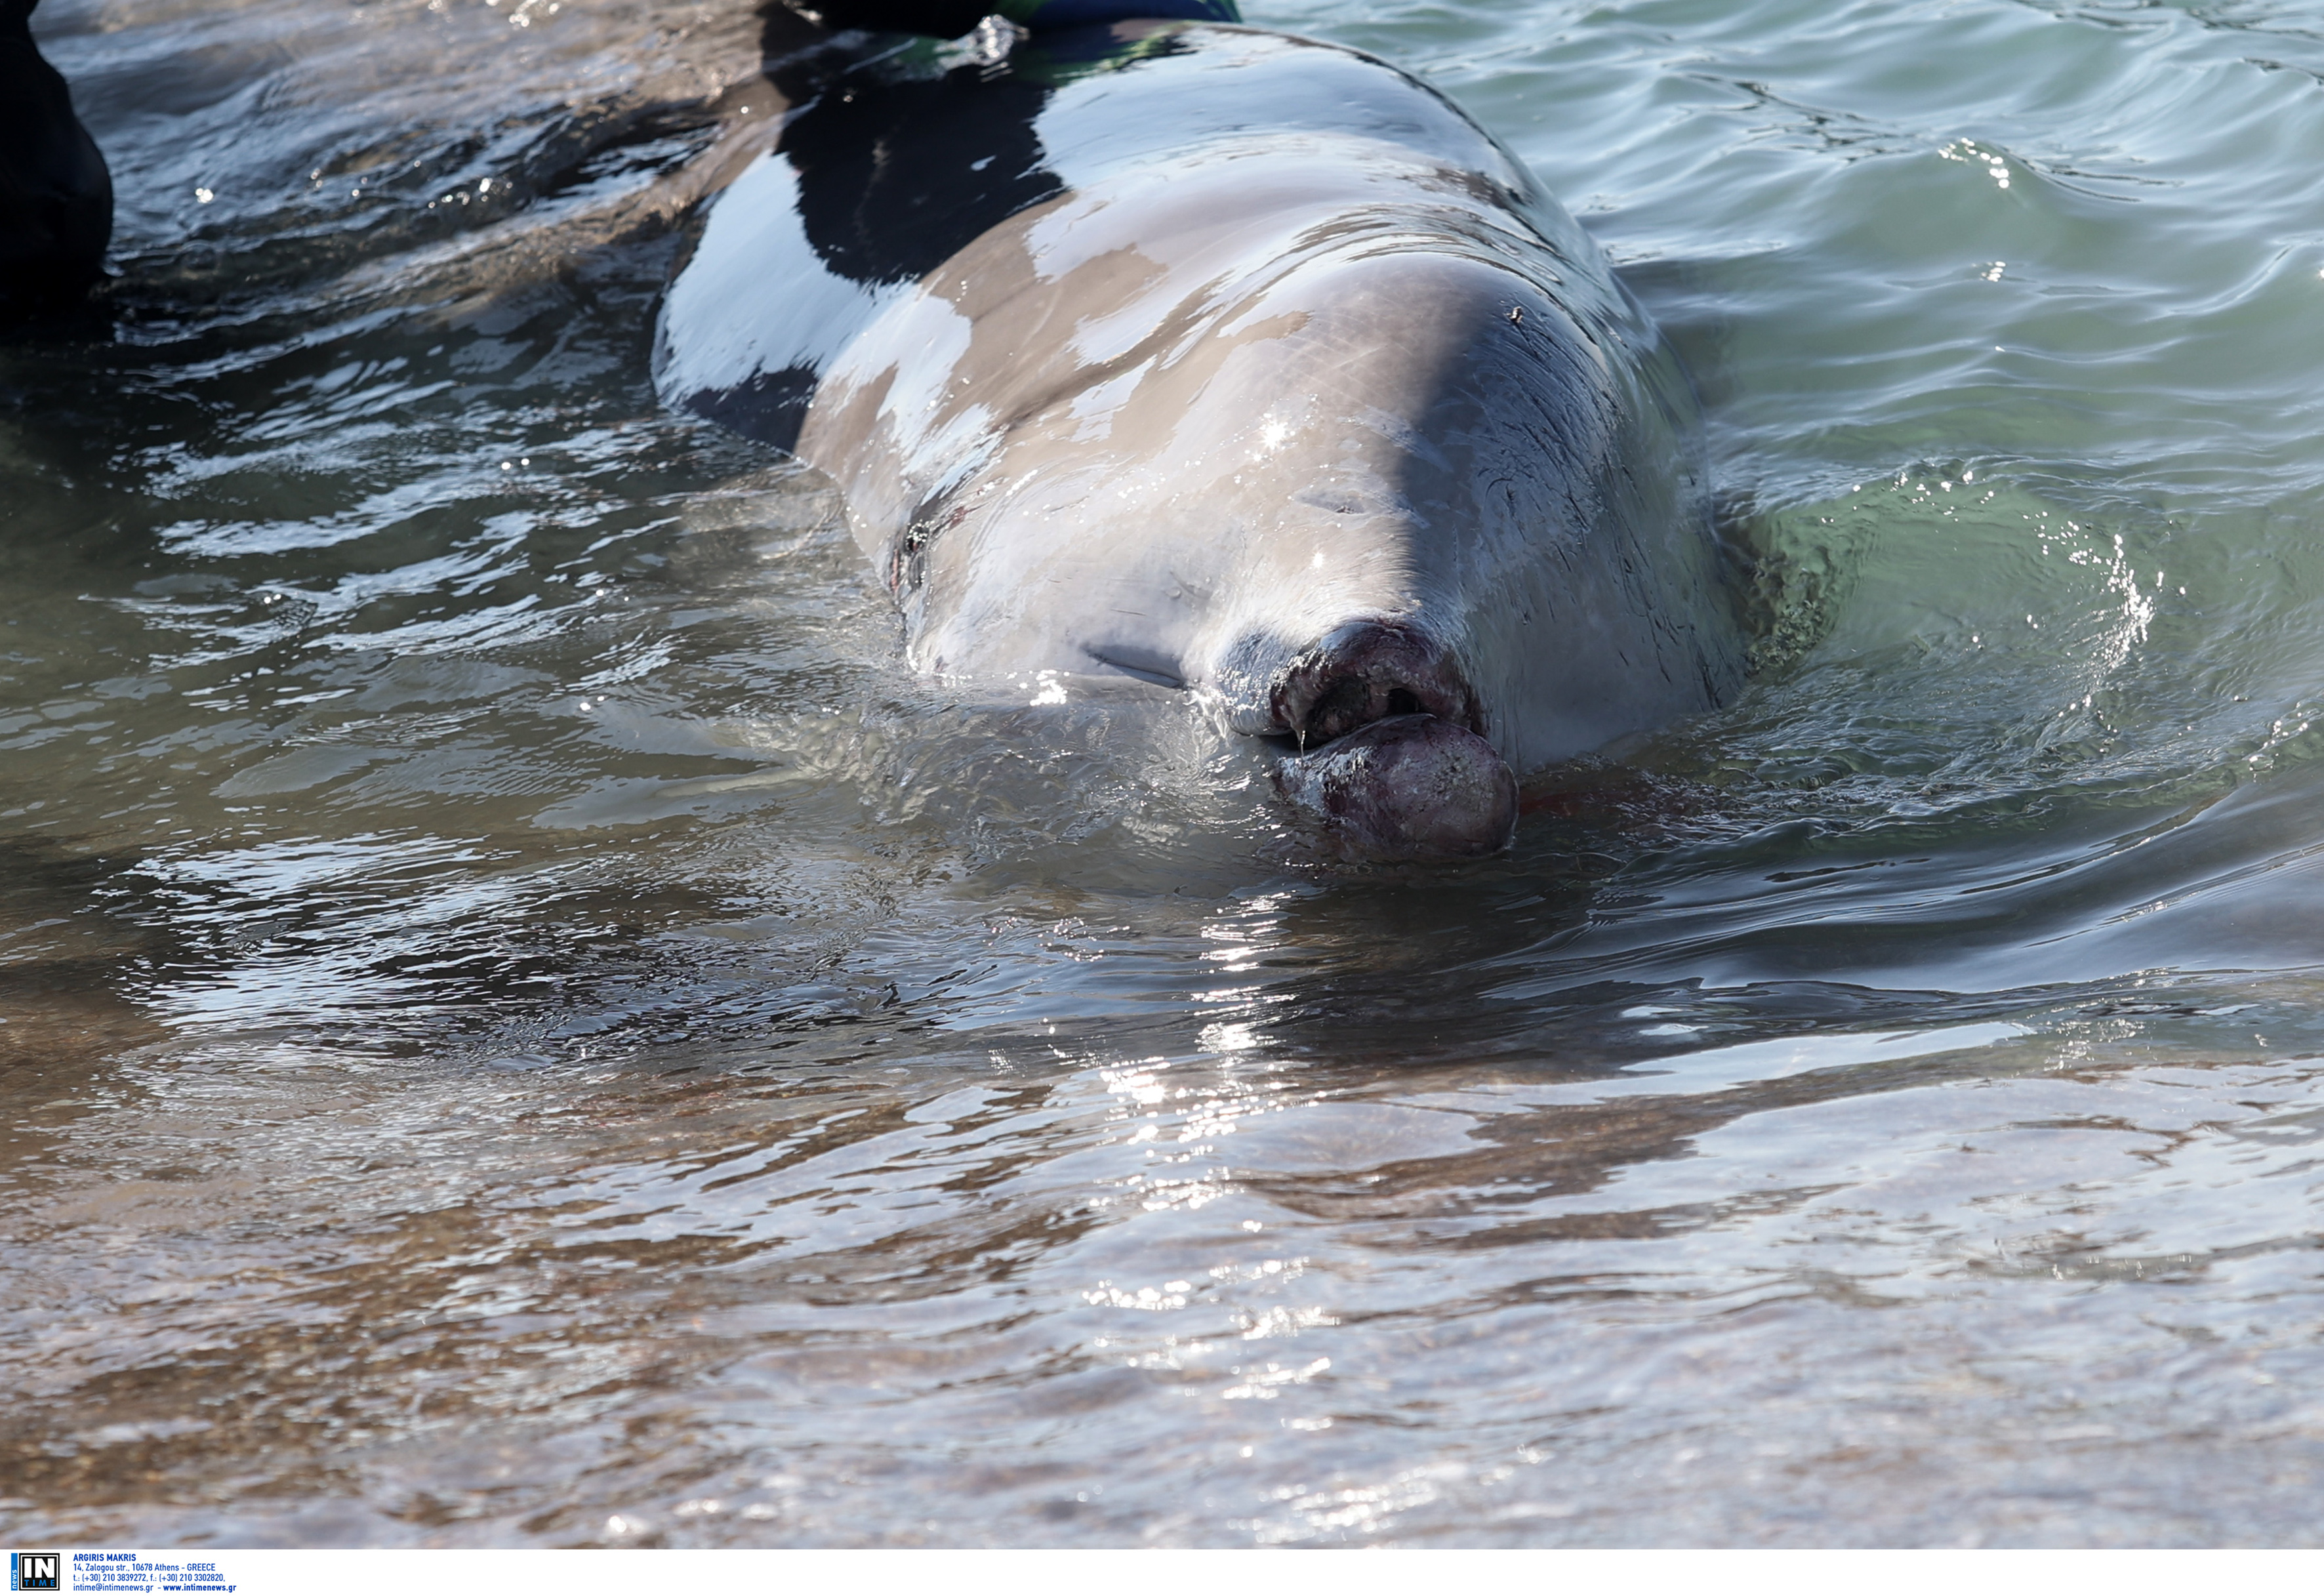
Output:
[{"xmin": 1261, "ymin": 620, "xmax": 1517, "ymax": 861}]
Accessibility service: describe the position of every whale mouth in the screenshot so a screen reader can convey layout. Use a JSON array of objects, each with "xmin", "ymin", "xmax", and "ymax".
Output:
[
  {"xmin": 1269, "ymin": 620, "xmax": 1483, "ymax": 747},
  {"xmin": 1263, "ymin": 621, "xmax": 1516, "ymax": 860}
]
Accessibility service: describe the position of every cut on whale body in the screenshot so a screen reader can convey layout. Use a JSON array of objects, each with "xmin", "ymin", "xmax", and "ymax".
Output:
[{"xmin": 655, "ymin": 16, "xmax": 1745, "ymax": 858}]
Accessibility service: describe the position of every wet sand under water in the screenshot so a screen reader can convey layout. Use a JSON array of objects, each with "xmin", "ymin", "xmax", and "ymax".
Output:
[{"xmin": 7, "ymin": 0, "xmax": 2324, "ymax": 1548}]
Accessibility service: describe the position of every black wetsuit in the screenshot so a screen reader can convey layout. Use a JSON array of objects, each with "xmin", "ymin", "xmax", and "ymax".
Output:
[{"xmin": 0, "ymin": 0, "xmax": 110, "ymax": 317}]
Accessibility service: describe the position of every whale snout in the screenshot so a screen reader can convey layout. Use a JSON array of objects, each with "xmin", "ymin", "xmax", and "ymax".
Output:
[
  {"xmin": 1270, "ymin": 621, "xmax": 1482, "ymax": 745},
  {"xmin": 1273, "ymin": 714, "xmax": 1518, "ymax": 859},
  {"xmin": 1262, "ymin": 621, "xmax": 1515, "ymax": 859}
]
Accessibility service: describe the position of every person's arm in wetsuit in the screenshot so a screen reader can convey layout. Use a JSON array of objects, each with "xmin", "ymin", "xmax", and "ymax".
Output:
[{"xmin": 0, "ymin": 0, "xmax": 111, "ymax": 317}]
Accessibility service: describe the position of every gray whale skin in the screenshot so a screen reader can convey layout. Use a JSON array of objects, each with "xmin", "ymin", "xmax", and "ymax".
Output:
[{"xmin": 655, "ymin": 17, "xmax": 1744, "ymax": 859}]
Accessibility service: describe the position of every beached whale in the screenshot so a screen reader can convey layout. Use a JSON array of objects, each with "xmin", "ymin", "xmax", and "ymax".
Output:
[{"xmin": 655, "ymin": 9, "xmax": 1744, "ymax": 858}]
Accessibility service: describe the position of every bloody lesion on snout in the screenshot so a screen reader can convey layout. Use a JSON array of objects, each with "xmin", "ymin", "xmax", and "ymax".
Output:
[{"xmin": 1268, "ymin": 619, "xmax": 1484, "ymax": 749}]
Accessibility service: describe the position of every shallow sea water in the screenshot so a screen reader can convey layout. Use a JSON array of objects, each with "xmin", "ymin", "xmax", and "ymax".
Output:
[{"xmin": 7, "ymin": 0, "xmax": 2324, "ymax": 1548}]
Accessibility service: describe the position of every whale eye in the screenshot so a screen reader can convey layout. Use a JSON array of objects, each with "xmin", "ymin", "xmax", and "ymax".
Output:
[{"xmin": 892, "ymin": 525, "xmax": 933, "ymax": 591}]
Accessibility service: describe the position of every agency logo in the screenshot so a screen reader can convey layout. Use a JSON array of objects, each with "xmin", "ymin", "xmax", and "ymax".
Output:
[{"xmin": 9, "ymin": 1554, "xmax": 60, "ymax": 1593}]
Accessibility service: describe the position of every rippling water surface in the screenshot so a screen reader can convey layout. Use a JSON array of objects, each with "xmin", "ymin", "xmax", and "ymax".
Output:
[{"xmin": 9, "ymin": 0, "xmax": 2324, "ymax": 1547}]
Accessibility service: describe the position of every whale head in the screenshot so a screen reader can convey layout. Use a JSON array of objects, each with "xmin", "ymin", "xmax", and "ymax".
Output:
[{"xmin": 754, "ymin": 51, "xmax": 1741, "ymax": 863}]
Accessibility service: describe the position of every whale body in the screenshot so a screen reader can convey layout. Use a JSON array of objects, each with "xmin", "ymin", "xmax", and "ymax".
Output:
[{"xmin": 655, "ymin": 15, "xmax": 1744, "ymax": 857}]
